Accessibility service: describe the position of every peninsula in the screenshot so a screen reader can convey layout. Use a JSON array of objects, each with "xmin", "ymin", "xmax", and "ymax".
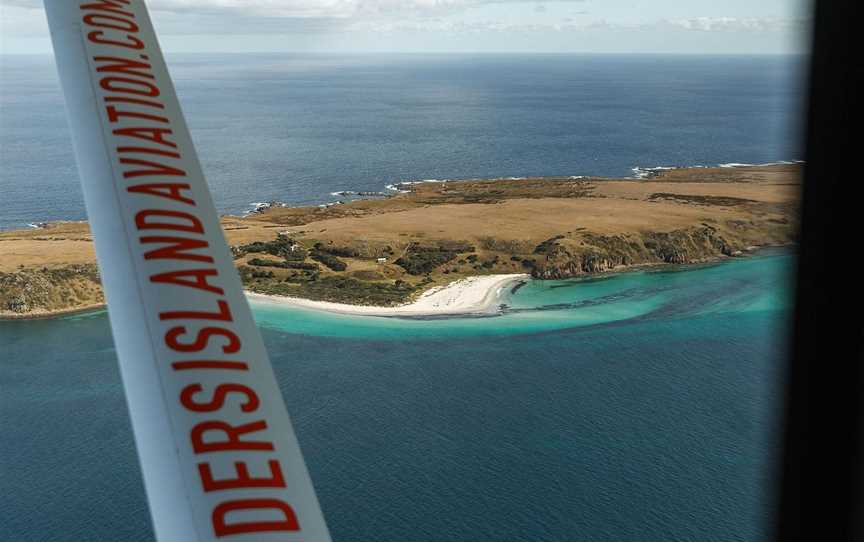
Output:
[{"xmin": 0, "ymin": 164, "xmax": 800, "ymax": 319}]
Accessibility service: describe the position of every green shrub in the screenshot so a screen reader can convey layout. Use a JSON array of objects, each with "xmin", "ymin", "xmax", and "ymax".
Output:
[
  {"xmin": 248, "ymin": 258, "xmax": 319, "ymax": 271},
  {"xmin": 283, "ymin": 261, "xmax": 319, "ymax": 270},
  {"xmin": 253, "ymin": 276, "xmax": 416, "ymax": 306},
  {"xmin": 237, "ymin": 236, "xmax": 307, "ymax": 260},
  {"xmin": 248, "ymin": 257, "xmax": 284, "ymax": 267},
  {"xmin": 310, "ymin": 251, "xmax": 347, "ymax": 271},
  {"xmin": 238, "ymin": 266, "xmax": 275, "ymax": 282},
  {"xmin": 396, "ymin": 248, "xmax": 455, "ymax": 275},
  {"xmin": 534, "ymin": 235, "xmax": 565, "ymax": 254},
  {"xmin": 395, "ymin": 241, "xmax": 476, "ymax": 275},
  {"xmin": 480, "ymin": 256, "xmax": 499, "ymax": 269},
  {"xmin": 313, "ymin": 243, "xmax": 358, "ymax": 258}
]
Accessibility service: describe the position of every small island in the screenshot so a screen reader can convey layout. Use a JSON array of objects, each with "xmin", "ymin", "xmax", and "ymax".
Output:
[{"xmin": 0, "ymin": 163, "xmax": 800, "ymax": 319}]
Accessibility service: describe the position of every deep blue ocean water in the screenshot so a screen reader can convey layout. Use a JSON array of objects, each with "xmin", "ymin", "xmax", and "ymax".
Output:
[
  {"xmin": 0, "ymin": 53, "xmax": 803, "ymax": 230},
  {"xmin": 1, "ymin": 251, "xmax": 792, "ymax": 541},
  {"xmin": 1, "ymin": 53, "xmax": 800, "ymax": 540}
]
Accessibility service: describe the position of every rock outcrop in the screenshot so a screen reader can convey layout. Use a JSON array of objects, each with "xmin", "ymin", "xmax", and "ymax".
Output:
[
  {"xmin": 0, "ymin": 265, "xmax": 103, "ymax": 316},
  {"xmin": 531, "ymin": 221, "xmax": 795, "ymax": 280}
]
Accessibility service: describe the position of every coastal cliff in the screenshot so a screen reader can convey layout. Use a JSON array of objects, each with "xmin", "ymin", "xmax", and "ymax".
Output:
[
  {"xmin": 0, "ymin": 164, "xmax": 800, "ymax": 318},
  {"xmin": 0, "ymin": 264, "xmax": 103, "ymax": 318},
  {"xmin": 532, "ymin": 222, "xmax": 794, "ymax": 279}
]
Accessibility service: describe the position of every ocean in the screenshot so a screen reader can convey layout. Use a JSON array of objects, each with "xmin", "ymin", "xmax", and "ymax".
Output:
[
  {"xmin": 0, "ymin": 53, "xmax": 802, "ymax": 541},
  {"xmin": 0, "ymin": 53, "xmax": 803, "ymax": 230},
  {"xmin": 1, "ymin": 250, "xmax": 793, "ymax": 541}
]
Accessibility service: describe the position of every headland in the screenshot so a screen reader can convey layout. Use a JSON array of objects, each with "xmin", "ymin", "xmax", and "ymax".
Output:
[{"xmin": 0, "ymin": 163, "xmax": 800, "ymax": 319}]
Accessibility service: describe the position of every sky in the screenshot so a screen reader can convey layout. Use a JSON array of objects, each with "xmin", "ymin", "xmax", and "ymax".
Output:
[{"xmin": 0, "ymin": 0, "xmax": 810, "ymax": 55}]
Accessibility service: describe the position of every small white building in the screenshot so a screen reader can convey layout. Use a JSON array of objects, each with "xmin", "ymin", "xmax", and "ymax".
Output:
[{"xmin": 377, "ymin": 257, "xmax": 387, "ymax": 264}]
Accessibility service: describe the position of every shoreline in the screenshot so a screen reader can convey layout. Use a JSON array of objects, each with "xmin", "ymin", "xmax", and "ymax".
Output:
[
  {"xmin": 0, "ymin": 248, "xmax": 792, "ymax": 322},
  {"xmin": 0, "ymin": 273, "xmax": 528, "ymax": 321},
  {"xmin": 246, "ymin": 274, "xmax": 528, "ymax": 317},
  {"xmin": 244, "ymin": 245, "xmax": 790, "ymax": 318},
  {"xmin": 0, "ymin": 302, "xmax": 107, "ymax": 321},
  {"xmin": 0, "ymin": 161, "xmax": 802, "ymax": 233},
  {"xmin": 1, "ymin": 163, "xmax": 799, "ymax": 321}
]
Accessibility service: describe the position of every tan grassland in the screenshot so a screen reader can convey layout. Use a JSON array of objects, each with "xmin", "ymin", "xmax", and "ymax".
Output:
[{"xmin": 0, "ymin": 164, "xmax": 800, "ymax": 319}]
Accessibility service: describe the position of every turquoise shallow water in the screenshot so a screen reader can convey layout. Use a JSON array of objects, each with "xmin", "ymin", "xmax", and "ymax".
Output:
[
  {"xmin": 250, "ymin": 249, "xmax": 792, "ymax": 339},
  {"xmin": 0, "ymin": 250, "xmax": 792, "ymax": 541}
]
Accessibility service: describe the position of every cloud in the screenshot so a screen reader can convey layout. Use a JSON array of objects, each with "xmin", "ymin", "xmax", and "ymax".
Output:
[
  {"xmin": 1, "ymin": 0, "xmax": 585, "ymax": 19},
  {"xmin": 353, "ymin": 15, "xmax": 809, "ymax": 36},
  {"xmin": 0, "ymin": 1, "xmax": 808, "ymax": 55},
  {"xmin": 2, "ymin": 2, "xmax": 800, "ymax": 35},
  {"xmin": 661, "ymin": 17, "xmax": 808, "ymax": 33},
  {"xmin": 1, "ymin": 0, "xmax": 594, "ymax": 37},
  {"xmin": 354, "ymin": 18, "xmax": 605, "ymax": 34}
]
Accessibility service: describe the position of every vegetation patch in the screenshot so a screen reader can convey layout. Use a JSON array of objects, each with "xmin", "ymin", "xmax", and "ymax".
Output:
[
  {"xmin": 313, "ymin": 242, "xmax": 359, "ymax": 258},
  {"xmin": 351, "ymin": 270, "xmax": 386, "ymax": 281},
  {"xmin": 247, "ymin": 258, "xmax": 319, "ymax": 271},
  {"xmin": 478, "ymin": 237, "xmax": 534, "ymax": 253},
  {"xmin": 648, "ymin": 193, "xmax": 759, "ymax": 207},
  {"xmin": 235, "ymin": 236, "xmax": 307, "ymax": 260},
  {"xmin": 533, "ymin": 235, "xmax": 566, "ymax": 254},
  {"xmin": 0, "ymin": 264, "xmax": 102, "ymax": 314},
  {"xmin": 310, "ymin": 250, "xmax": 348, "ymax": 271},
  {"xmin": 238, "ymin": 266, "xmax": 275, "ymax": 281},
  {"xmin": 395, "ymin": 241, "xmax": 474, "ymax": 275},
  {"xmin": 251, "ymin": 276, "xmax": 416, "ymax": 306}
]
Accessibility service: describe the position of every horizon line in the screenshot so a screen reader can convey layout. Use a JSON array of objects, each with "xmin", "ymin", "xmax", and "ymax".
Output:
[{"xmin": 0, "ymin": 50, "xmax": 807, "ymax": 57}]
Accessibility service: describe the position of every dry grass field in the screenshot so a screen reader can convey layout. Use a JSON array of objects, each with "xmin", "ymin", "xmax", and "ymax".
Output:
[{"xmin": 0, "ymin": 164, "xmax": 800, "ymax": 317}]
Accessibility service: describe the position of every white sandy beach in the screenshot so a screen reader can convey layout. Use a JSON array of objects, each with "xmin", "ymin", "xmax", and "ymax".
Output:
[{"xmin": 246, "ymin": 274, "xmax": 528, "ymax": 317}]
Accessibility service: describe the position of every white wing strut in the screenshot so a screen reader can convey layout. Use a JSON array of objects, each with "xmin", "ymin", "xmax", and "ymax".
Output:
[{"xmin": 43, "ymin": 1, "xmax": 332, "ymax": 540}]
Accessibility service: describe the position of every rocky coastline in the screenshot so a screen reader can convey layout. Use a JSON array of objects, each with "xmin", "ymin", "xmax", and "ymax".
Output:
[{"xmin": 0, "ymin": 163, "xmax": 800, "ymax": 319}]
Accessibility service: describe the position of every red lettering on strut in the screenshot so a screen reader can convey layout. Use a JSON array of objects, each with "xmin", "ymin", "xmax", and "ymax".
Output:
[
  {"xmin": 212, "ymin": 499, "xmax": 300, "ymax": 536},
  {"xmin": 105, "ymin": 96, "xmax": 164, "ymax": 109},
  {"xmin": 118, "ymin": 146, "xmax": 181, "ymax": 159},
  {"xmin": 172, "ymin": 360, "xmax": 249, "ymax": 371},
  {"xmin": 83, "ymin": 13, "xmax": 139, "ymax": 33},
  {"xmin": 135, "ymin": 209, "xmax": 203, "ymax": 233},
  {"xmin": 199, "ymin": 460, "xmax": 284, "ymax": 491},
  {"xmin": 113, "ymin": 126, "xmax": 177, "ymax": 148},
  {"xmin": 180, "ymin": 383, "xmax": 259, "ymax": 413},
  {"xmin": 77, "ymin": 6, "xmax": 308, "ymax": 530},
  {"xmin": 87, "ymin": 31, "xmax": 144, "ymax": 50},
  {"xmin": 160, "ymin": 299, "xmax": 233, "ymax": 321},
  {"xmin": 94, "ymin": 56, "xmax": 153, "ymax": 80},
  {"xmin": 107, "ymin": 106, "xmax": 168, "ymax": 125},
  {"xmin": 120, "ymin": 157, "xmax": 186, "ymax": 178},
  {"xmin": 150, "ymin": 269, "xmax": 223, "ymax": 294},
  {"xmin": 101, "ymin": 76, "xmax": 160, "ymax": 97},
  {"xmin": 127, "ymin": 183, "xmax": 194, "ymax": 205},
  {"xmin": 166, "ymin": 326, "xmax": 241, "ymax": 354},
  {"xmin": 141, "ymin": 236, "xmax": 212, "ymax": 262},
  {"xmin": 191, "ymin": 420, "xmax": 274, "ymax": 453}
]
